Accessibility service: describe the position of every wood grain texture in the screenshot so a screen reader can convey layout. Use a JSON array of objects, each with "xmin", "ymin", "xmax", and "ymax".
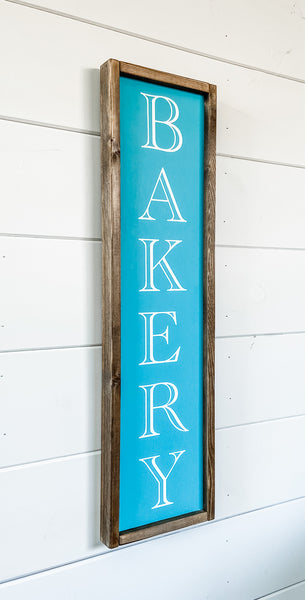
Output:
[
  {"xmin": 100, "ymin": 59, "xmax": 216, "ymax": 547},
  {"xmin": 120, "ymin": 61, "xmax": 210, "ymax": 92},
  {"xmin": 100, "ymin": 59, "xmax": 121, "ymax": 548},
  {"xmin": 119, "ymin": 512, "xmax": 208, "ymax": 544},
  {"xmin": 204, "ymin": 85, "xmax": 216, "ymax": 520}
]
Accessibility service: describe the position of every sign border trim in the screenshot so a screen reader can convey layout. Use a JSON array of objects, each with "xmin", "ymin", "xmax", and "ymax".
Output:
[{"xmin": 100, "ymin": 59, "xmax": 216, "ymax": 548}]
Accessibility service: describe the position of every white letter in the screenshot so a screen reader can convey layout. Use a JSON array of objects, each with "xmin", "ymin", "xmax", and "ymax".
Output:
[
  {"xmin": 139, "ymin": 382, "xmax": 188, "ymax": 438},
  {"xmin": 139, "ymin": 239, "xmax": 186, "ymax": 292},
  {"xmin": 139, "ymin": 311, "xmax": 180, "ymax": 365},
  {"xmin": 141, "ymin": 93, "xmax": 183, "ymax": 152},
  {"xmin": 139, "ymin": 451, "xmax": 185, "ymax": 509},
  {"xmin": 139, "ymin": 168, "xmax": 186, "ymax": 222}
]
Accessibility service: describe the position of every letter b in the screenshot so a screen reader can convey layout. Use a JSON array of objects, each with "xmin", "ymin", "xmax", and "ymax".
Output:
[{"xmin": 141, "ymin": 93, "xmax": 183, "ymax": 152}]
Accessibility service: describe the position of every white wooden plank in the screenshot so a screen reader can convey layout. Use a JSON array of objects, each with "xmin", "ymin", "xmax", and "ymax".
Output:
[
  {"xmin": 0, "ymin": 347, "xmax": 101, "ymax": 467},
  {"xmin": 2, "ymin": 334, "xmax": 305, "ymax": 468},
  {"xmin": 216, "ymin": 334, "xmax": 305, "ymax": 428},
  {"xmin": 216, "ymin": 247, "xmax": 305, "ymax": 336},
  {"xmin": 14, "ymin": 0, "xmax": 305, "ymax": 81},
  {"xmin": 1, "ymin": 418, "xmax": 305, "ymax": 581},
  {"xmin": 8, "ymin": 241, "xmax": 299, "ymax": 352},
  {"xmin": 0, "ymin": 120, "xmax": 100, "ymax": 239},
  {"xmin": 2, "ymin": 123, "xmax": 305, "ymax": 248},
  {"xmin": 1, "ymin": 464, "xmax": 305, "ymax": 600},
  {"xmin": 0, "ymin": 237, "xmax": 101, "ymax": 351},
  {"xmin": 2, "ymin": 335, "xmax": 305, "ymax": 470},
  {"xmin": 1, "ymin": 3, "xmax": 305, "ymax": 166},
  {"xmin": 3, "ymin": 334, "xmax": 305, "ymax": 470},
  {"xmin": 0, "ymin": 453, "xmax": 104, "ymax": 583},
  {"xmin": 216, "ymin": 157, "xmax": 305, "ymax": 249},
  {"xmin": 216, "ymin": 416, "xmax": 305, "ymax": 519},
  {"xmin": 260, "ymin": 582, "xmax": 305, "ymax": 600},
  {"xmin": 2, "ymin": 125, "xmax": 305, "ymax": 248}
]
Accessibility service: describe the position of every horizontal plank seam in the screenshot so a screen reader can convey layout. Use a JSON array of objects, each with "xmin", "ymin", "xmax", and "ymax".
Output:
[
  {"xmin": 216, "ymin": 331, "xmax": 305, "ymax": 339},
  {"xmin": 254, "ymin": 579, "xmax": 305, "ymax": 600},
  {"xmin": 0, "ymin": 232, "xmax": 101, "ymax": 242},
  {"xmin": 0, "ymin": 450, "xmax": 101, "ymax": 473},
  {"xmin": 1, "ymin": 116, "xmax": 305, "ymax": 172},
  {"xmin": 217, "ymin": 412, "xmax": 305, "ymax": 431},
  {"xmin": 0, "ymin": 114, "xmax": 99, "ymax": 136},
  {"xmin": 216, "ymin": 244, "xmax": 305, "ymax": 251},
  {"xmin": 2, "ymin": 494, "xmax": 305, "ymax": 586},
  {"xmin": 5, "ymin": 0, "xmax": 305, "ymax": 86},
  {"xmin": 218, "ymin": 152, "xmax": 305, "ymax": 170},
  {"xmin": 4, "ymin": 330, "xmax": 305, "ymax": 355},
  {"xmin": 3, "ymin": 408, "xmax": 305, "ymax": 471},
  {"xmin": 2, "ymin": 237, "xmax": 305, "ymax": 252},
  {"xmin": 0, "ymin": 343, "xmax": 102, "ymax": 355}
]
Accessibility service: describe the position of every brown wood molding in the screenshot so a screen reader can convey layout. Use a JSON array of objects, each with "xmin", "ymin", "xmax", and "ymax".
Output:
[
  {"xmin": 120, "ymin": 61, "xmax": 210, "ymax": 93},
  {"xmin": 100, "ymin": 58, "xmax": 121, "ymax": 549},
  {"xmin": 120, "ymin": 511, "xmax": 208, "ymax": 545},
  {"xmin": 100, "ymin": 59, "xmax": 216, "ymax": 548}
]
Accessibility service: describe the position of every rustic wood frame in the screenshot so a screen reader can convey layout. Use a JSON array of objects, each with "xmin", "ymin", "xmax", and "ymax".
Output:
[{"xmin": 100, "ymin": 59, "xmax": 216, "ymax": 549}]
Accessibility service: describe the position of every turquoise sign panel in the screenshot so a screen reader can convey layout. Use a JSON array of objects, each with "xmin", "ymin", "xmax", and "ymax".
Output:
[{"xmin": 119, "ymin": 75, "xmax": 204, "ymax": 532}]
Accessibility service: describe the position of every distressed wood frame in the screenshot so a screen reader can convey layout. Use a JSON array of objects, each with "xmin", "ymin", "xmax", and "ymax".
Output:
[{"xmin": 100, "ymin": 59, "xmax": 216, "ymax": 549}]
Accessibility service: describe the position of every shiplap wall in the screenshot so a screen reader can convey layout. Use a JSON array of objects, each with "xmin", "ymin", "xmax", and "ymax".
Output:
[{"xmin": 1, "ymin": 1, "xmax": 305, "ymax": 598}]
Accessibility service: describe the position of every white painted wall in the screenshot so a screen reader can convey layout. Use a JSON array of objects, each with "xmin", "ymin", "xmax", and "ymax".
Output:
[{"xmin": 0, "ymin": 1, "xmax": 304, "ymax": 598}]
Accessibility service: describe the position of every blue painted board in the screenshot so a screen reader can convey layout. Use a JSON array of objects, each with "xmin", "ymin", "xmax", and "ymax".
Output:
[{"xmin": 120, "ymin": 75, "xmax": 204, "ymax": 531}]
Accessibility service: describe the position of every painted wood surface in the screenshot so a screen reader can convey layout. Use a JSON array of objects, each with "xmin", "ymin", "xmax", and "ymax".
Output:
[
  {"xmin": 1, "ymin": 494, "xmax": 305, "ymax": 598},
  {"xmin": 10, "ymin": 0, "xmax": 305, "ymax": 80},
  {"xmin": 100, "ymin": 58, "xmax": 121, "ymax": 548},
  {"xmin": 216, "ymin": 334, "xmax": 305, "ymax": 428},
  {"xmin": 216, "ymin": 247, "xmax": 305, "ymax": 336},
  {"xmin": 215, "ymin": 415, "xmax": 305, "ymax": 518},
  {"xmin": 0, "ymin": 236, "xmax": 101, "ymax": 351},
  {"xmin": 0, "ymin": 120, "xmax": 100, "ymax": 239},
  {"xmin": 0, "ymin": 453, "xmax": 103, "ymax": 582},
  {"xmin": 2, "ymin": 415, "xmax": 305, "ymax": 581},
  {"xmin": 100, "ymin": 62, "xmax": 215, "ymax": 543},
  {"xmin": 3, "ymin": 241, "xmax": 305, "ymax": 352},
  {"xmin": 1, "ymin": 4, "xmax": 305, "ymax": 166},
  {"xmin": 1, "ymin": 0, "xmax": 305, "ymax": 597},
  {"xmin": 216, "ymin": 157, "xmax": 305, "ymax": 248},
  {"xmin": 261, "ymin": 583, "xmax": 305, "ymax": 600},
  {"xmin": 2, "ymin": 119, "xmax": 305, "ymax": 249},
  {"xmin": 2, "ymin": 333, "xmax": 305, "ymax": 470},
  {"xmin": 0, "ymin": 347, "xmax": 101, "ymax": 467}
]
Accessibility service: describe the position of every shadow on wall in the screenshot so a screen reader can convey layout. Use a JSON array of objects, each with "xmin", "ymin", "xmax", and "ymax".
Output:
[{"xmin": 84, "ymin": 67, "xmax": 103, "ymax": 550}]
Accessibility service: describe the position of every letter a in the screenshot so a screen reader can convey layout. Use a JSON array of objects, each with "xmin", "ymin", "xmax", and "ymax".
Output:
[
  {"xmin": 141, "ymin": 93, "xmax": 183, "ymax": 152},
  {"xmin": 139, "ymin": 451, "xmax": 185, "ymax": 509},
  {"xmin": 139, "ymin": 168, "xmax": 186, "ymax": 222}
]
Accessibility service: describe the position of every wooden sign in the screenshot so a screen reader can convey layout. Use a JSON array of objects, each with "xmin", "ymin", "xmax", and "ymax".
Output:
[{"xmin": 100, "ymin": 59, "xmax": 216, "ymax": 548}]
